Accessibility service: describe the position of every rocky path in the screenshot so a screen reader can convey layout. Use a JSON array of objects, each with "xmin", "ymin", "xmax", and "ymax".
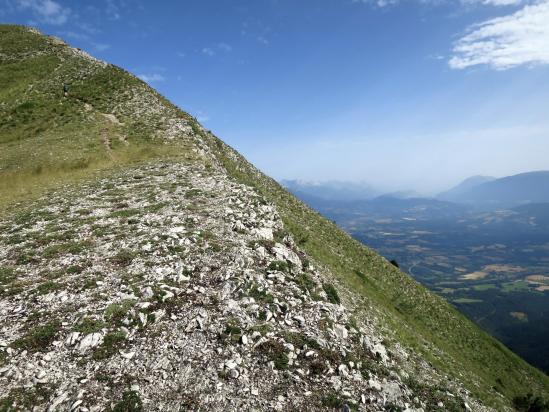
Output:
[{"xmin": 0, "ymin": 161, "xmax": 474, "ymax": 411}]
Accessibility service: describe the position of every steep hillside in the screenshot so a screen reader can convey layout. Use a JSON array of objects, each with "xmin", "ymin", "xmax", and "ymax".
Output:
[{"xmin": 1, "ymin": 25, "xmax": 548, "ymax": 411}]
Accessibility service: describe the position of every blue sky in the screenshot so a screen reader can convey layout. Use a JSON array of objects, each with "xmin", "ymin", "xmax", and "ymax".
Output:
[{"xmin": 2, "ymin": 0, "xmax": 549, "ymax": 193}]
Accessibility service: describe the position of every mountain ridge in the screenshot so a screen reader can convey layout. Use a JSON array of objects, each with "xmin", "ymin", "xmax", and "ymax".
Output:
[
  {"xmin": 1, "ymin": 25, "xmax": 548, "ymax": 411},
  {"xmin": 439, "ymin": 172, "xmax": 549, "ymax": 208}
]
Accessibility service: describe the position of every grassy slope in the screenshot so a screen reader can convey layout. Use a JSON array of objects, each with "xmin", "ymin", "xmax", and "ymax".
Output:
[
  {"xmin": 197, "ymin": 122, "xmax": 549, "ymax": 409},
  {"xmin": 1, "ymin": 24, "xmax": 548, "ymax": 409},
  {"xmin": 0, "ymin": 25, "xmax": 197, "ymax": 208}
]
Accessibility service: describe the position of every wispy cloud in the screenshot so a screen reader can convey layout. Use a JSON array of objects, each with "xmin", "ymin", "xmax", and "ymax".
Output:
[
  {"xmin": 137, "ymin": 73, "xmax": 166, "ymax": 83},
  {"xmin": 218, "ymin": 42, "xmax": 232, "ymax": 52},
  {"xmin": 91, "ymin": 42, "xmax": 110, "ymax": 52},
  {"xmin": 449, "ymin": 0, "xmax": 549, "ymax": 69},
  {"xmin": 462, "ymin": 0, "xmax": 522, "ymax": 5},
  {"xmin": 105, "ymin": 0, "xmax": 121, "ymax": 20},
  {"xmin": 356, "ymin": 0, "xmax": 523, "ymax": 7},
  {"xmin": 257, "ymin": 36, "xmax": 269, "ymax": 45},
  {"xmin": 202, "ymin": 47, "xmax": 215, "ymax": 57},
  {"xmin": 201, "ymin": 43, "xmax": 233, "ymax": 57},
  {"xmin": 16, "ymin": 0, "xmax": 70, "ymax": 25}
]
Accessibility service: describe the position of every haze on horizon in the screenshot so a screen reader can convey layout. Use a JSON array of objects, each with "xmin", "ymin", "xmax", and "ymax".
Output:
[{"xmin": 2, "ymin": 0, "xmax": 548, "ymax": 194}]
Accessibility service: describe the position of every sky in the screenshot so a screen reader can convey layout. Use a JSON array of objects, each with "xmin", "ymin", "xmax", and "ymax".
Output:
[{"xmin": 1, "ymin": 0, "xmax": 549, "ymax": 194}]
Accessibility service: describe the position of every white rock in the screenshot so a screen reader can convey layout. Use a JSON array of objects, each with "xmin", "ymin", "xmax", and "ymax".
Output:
[
  {"xmin": 71, "ymin": 400, "xmax": 83, "ymax": 411},
  {"xmin": 143, "ymin": 287, "xmax": 154, "ymax": 299},
  {"xmin": 225, "ymin": 360, "xmax": 238, "ymax": 370},
  {"xmin": 65, "ymin": 332, "xmax": 80, "ymax": 346},
  {"xmin": 338, "ymin": 364, "xmax": 349, "ymax": 376},
  {"xmin": 293, "ymin": 315, "xmax": 305, "ymax": 326},
  {"xmin": 120, "ymin": 350, "xmax": 135, "ymax": 360},
  {"xmin": 48, "ymin": 391, "xmax": 69, "ymax": 411},
  {"xmin": 162, "ymin": 290, "xmax": 174, "ymax": 302},
  {"xmin": 272, "ymin": 244, "xmax": 302, "ymax": 270},
  {"xmin": 78, "ymin": 333, "xmax": 102, "ymax": 352},
  {"xmin": 139, "ymin": 312, "xmax": 148, "ymax": 327},
  {"xmin": 382, "ymin": 381, "xmax": 403, "ymax": 403},
  {"xmin": 333, "ymin": 324, "xmax": 348, "ymax": 340},
  {"xmin": 252, "ymin": 227, "xmax": 273, "ymax": 241},
  {"xmin": 368, "ymin": 378, "xmax": 382, "ymax": 391}
]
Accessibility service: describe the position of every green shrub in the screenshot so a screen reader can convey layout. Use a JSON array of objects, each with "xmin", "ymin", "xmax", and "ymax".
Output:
[
  {"xmin": 513, "ymin": 393, "xmax": 549, "ymax": 412},
  {"xmin": 322, "ymin": 282, "xmax": 340, "ymax": 305},
  {"xmin": 93, "ymin": 331, "xmax": 126, "ymax": 360},
  {"xmin": 248, "ymin": 284, "xmax": 274, "ymax": 304},
  {"xmin": 295, "ymin": 273, "xmax": 316, "ymax": 293},
  {"xmin": 0, "ymin": 267, "xmax": 17, "ymax": 284},
  {"xmin": 37, "ymin": 281, "xmax": 61, "ymax": 294},
  {"xmin": 267, "ymin": 260, "xmax": 289, "ymax": 272},
  {"xmin": 105, "ymin": 300, "xmax": 134, "ymax": 324},
  {"xmin": 110, "ymin": 249, "xmax": 136, "ymax": 266},
  {"xmin": 12, "ymin": 321, "xmax": 60, "ymax": 352},
  {"xmin": 110, "ymin": 390, "xmax": 143, "ymax": 412},
  {"xmin": 257, "ymin": 340, "xmax": 289, "ymax": 370},
  {"xmin": 321, "ymin": 393, "xmax": 344, "ymax": 408},
  {"xmin": 75, "ymin": 317, "xmax": 106, "ymax": 334}
]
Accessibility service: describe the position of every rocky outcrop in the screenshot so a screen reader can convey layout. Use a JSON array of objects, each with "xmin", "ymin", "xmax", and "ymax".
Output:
[{"xmin": 0, "ymin": 162, "xmax": 477, "ymax": 411}]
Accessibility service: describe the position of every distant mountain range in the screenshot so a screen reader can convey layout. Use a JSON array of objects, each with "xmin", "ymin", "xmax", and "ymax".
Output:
[
  {"xmin": 281, "ymin": 179, "xmax": 379, "ymax": 201},
  {"xmin": 438, "ymin": 175, "xmax": 496, "ymax": 202},
  {"xmin": 283, "ymin": 171, "xmax": 549, "ymax": 211},
  {"xmin": 438, "ymin": 171, "xmax": 549, "ymax": 209}
]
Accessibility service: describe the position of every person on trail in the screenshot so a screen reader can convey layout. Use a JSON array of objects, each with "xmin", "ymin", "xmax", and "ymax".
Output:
[{"xmin": 63, "ymin": 83, "xmax": 70, "ymax": 96}]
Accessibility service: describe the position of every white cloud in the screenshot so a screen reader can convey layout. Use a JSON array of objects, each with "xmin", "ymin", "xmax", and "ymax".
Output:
[
  {"xmin": 218, "ymin": 42, "xmax": 232, "ymax": 52},
  {"xmin": 202, "ymin": 43, "xmax": 233, "ymax": 57},
  {"xmin": 91, "ymin": 42, "xmax": 110, "ymax": 52},
  {"xmin": 137, "ymin": 73, "xmax": 165, "ymax": 83},
  {"xmin": 356, "ymin": 0, "xmax": 523, "ymax": 6},
  {"xmin": 16, "ymin": 0, "xmax": 70, "ymax": 25},
  {"xmin": 105, "ymin": 0, "xmax": 121, "ymax": 20},
  {"xmin": 257, "ymin": 36, "xmax": 269, "ymax": 45},
  {"xmin": 462, "ymin": 0, "xmax": 522, "ymax": 5},
  {"xmin": 449, "ymin": 1, "xmax": 549, "ymax": 69},
  {"xmin": 202, "ymin": 47, "xmax": 215, "ymax": 56}
]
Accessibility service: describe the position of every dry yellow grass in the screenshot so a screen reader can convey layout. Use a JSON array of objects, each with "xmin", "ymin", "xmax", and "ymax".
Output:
[
  {"xmin": 526, "ymin": 275, "xmax": 549, "ymax": 284},
  {"xmin": 461, "ymin": 271, "xmax": 488, "ymax": 280},
  {"xmin": 483, "ymin": 264, "xmax": 523, "ymax": 273},
  {"xmin": 510, "ymin": 312, "xmax": 528, "ymax": 321}
]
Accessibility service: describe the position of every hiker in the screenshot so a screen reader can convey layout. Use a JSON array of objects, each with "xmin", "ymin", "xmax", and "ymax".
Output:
[{"xmin": 63, "ymin": 83, "xmax": 70, "ymax": 96}]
